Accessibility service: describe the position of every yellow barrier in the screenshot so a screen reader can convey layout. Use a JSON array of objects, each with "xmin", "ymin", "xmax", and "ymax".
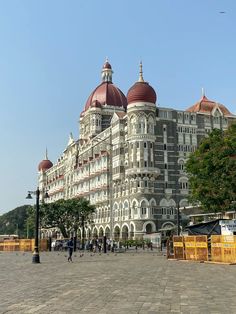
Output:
[
  {"xmin": 172, "ymin": 235, "xmax": 236, "ymax": 264},
  {"xmin": 173, "ymin": 236, "xmax": 185, "ymax": 259},
  {"xmin": 173, "ymin": 235, "xmax": 208, "ymax": 261},
  {"xmin": 211, "ymin": 235, "xmax": 236, "ymax": 263},
  {"xmin": 0, "ymin": 239, "xmax": 48, "ymax": 252}
]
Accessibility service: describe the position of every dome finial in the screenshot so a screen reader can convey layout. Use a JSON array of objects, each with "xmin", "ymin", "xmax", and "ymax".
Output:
[
  {"xmin": 45, "ymin": 147, "xmax": 48, "ymax": 160},
  {"xmin": 101, "ymin": 58, "xmax": 113, "ymax": 82},
  {"xmin": 202, "ymin": 87, "xmax": 205, "ymax": 97},
  {"xmin": 138, "ymin": 61, "xmax": 144, "ymax": 82}
]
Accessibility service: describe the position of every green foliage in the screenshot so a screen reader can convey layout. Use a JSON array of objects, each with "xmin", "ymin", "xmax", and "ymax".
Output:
[
  {"xmin": 186, "ymin": 124, "xmax": 236, "ymax": 212},
  {"xmin": 0, "ymin": 205, "xmax": 33, "ymax": 238},
  {"xmin": 39, "ymin": 198, "xmax": 95, "ymax": 238}
]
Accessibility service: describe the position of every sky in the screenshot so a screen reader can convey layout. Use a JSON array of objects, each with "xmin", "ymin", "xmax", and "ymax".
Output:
[{"xmin": 0, "ymin": 0, "xmax": 236, "ymax": 214}]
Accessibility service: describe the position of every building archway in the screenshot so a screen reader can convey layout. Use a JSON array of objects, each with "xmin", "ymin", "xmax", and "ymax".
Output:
[
  {"xmin": 105, "ymin": 226, "xmax": 110, "ymax": 239},
  {"xmin": 114, "ymin": 225, "xmax": 120, "ymax": 241},
  {"xmin": 92, "ymin": 227, "xmax": 98, "ymax": 238},
  {"xmin": 130, "ymin": 223, "xmax": 135, "ymax": 239},
  {"xmin": 142, "ymin": 221, "xmax": 156, "ymax": 234},
  {"xmin": 98, "ymin": 227, "xmax": 104, "ymax": 239},
  {"xmin": 146, "ymin": 223, "xmax": 153, "ymax": 234},
  {"xmin": 121, "ymin": 224, "xmax": 129, "ymax": 240}
]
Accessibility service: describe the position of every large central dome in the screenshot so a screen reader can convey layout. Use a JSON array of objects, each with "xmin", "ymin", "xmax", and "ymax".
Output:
[{"xmin": 84, "ymin": 61, "xmax": 127, "ymax": 111}]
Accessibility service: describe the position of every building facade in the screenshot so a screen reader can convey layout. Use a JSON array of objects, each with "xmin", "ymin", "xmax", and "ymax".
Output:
[{"xmin": 38, "ymin": 60, "xmax": 236, "ymax": 240}]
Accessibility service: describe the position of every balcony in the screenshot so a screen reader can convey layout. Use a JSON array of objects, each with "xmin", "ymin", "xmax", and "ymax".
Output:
[{"xmin": 126, "ymin": 167, "xmax": 160, "ymax": 177}]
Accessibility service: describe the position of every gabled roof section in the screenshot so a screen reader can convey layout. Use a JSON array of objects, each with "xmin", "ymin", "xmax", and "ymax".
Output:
[{"xmin": 186, "ymin": 95, "xmax": 233, "ymax": 116}]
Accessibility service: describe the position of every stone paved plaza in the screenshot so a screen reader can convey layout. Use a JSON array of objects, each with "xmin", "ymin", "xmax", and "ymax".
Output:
[{"xmin": 0, "ymin": 250, "xmax": 236, "ymax": 314}]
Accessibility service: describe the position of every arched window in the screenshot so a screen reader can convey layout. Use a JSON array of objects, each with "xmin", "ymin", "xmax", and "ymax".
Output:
[
  {"xmin": 132, "ymin": 200, "xmax": 138, "ymax": 215},
  {"xmin": 178, "ymin": 158, "xmax": 185, "ymax": 171},
  {"xmin": 179, "ymin": 177, "xmax": 189, "ymax": 190},
  {"xmin": 139, "ymin": 116, "xmax": 146, "ymax": 134},
  {"xmin": 124, "ymin": 201, "xmax": 129, "ymax": 216},
  {"xmin": 148, "ymin": 116, "xmax": 154, "ymax": 134},
  {"xmin": 129, "ymin": 116, "xmax": 137, "ymax": 135},
  {"xmin": 140, "ymin": 200, "xmax": 148, "ymax": 215}
]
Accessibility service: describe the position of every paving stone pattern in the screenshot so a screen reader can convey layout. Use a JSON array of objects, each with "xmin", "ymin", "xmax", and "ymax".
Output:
[{"xmin": 0, "ymin": 250, "xmax": 236, "ymax": 313}]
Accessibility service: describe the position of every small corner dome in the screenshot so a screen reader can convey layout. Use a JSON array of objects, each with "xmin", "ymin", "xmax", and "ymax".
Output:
[
  {"xmin": 103, "ymin": 61, "xmax": 112, "ymax": 69},
  {"xmin": 38, "ymin": 159, "xmax": 53, "ymax": 172},
  {"xmin": 127, "ymin": 81, "xmax": 157, "ymax": 105}
]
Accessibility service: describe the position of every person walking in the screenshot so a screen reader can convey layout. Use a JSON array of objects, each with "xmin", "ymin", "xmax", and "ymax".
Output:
[{"xmin": 67, "ymin": 237, "xmax": 74, "ymax": 262}]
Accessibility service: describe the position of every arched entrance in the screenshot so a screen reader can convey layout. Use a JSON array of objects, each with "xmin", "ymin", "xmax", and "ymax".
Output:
[
  {"xmin": 121, "ymin": 225, "xmax": 129, "ymax": 240},
  {"xmin": 114, "ymin": 226, "xmax": 120, "ymax": 241},
  {"xmin": 92, "ymin": 227, "xmax": 98, "ymax": 238},
  {"xmin": 130, "ymin": 223, "xmax": 135, "ymax": 239},
  {"xmin": 105, "ymin": 226, "xmax": 110, "ymax": 239},
  {"xmin": 86, "ymin": 228, "xmax": 91, "ymax": 240},
  {"xmin": 99, "ymin": 227, "xmax": 104, "ymax": 239},
  {"xmin": 146, "ymin": 223, "xmax": 153, "ymax": 234}
]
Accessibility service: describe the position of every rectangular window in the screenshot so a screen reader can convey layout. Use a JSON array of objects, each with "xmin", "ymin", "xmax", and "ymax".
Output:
[{"xmin": 144, "ymin": 161, "xmax": 147, "ymax": 167}]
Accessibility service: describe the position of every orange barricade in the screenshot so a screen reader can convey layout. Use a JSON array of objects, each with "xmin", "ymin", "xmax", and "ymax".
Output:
[
  {"xmin": 174, "ymin": 235, "xmax": 208, "ymax": 261},
  {"xmin": 0, "ymin": 239, "xmax": 48, "ymax": 252},
  {"xmin": 195, "ymin": 235, "xmax": 208, "ymax": 261},
  {"xmin": 211, "ymin": 235, "xmax": 236, "ymax": 263},
  {"xmin": 40, "ymin": 239, "xmax": 48, "ymax": 251},
  {"xmin": 173, "ymin": 236, "xmax": 185, "ymax": 259},
  {"xmin": 19, "ymin": 239, "xmax": 34, "ymax": 252},
  {"xmin": 185, "ymin": 236, "xmax": 196, "ymax": 260}
]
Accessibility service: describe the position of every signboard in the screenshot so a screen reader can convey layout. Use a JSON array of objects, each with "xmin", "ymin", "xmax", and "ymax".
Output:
[{"xmin": 219, "ymin": 220, "xmax": 236, "ymax": 235}]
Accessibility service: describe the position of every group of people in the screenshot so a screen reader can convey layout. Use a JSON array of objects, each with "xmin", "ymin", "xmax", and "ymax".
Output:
[
  {"xmin": 66, "ymin": 237, "xmax": 118, "ymax": 262},
  {"xmin": 66, "ymin": 237, "xmax": 154, "ymax": 262}
]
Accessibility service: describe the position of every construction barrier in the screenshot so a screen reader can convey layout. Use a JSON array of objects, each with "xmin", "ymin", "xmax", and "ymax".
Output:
[
  {"xmin": 173, "ymin": 235, "xmax": 208, "ymax": 261},
  {"xmin": 211, "ymin": 235, "xmax": 236, "ymax": 263},
  {"xmin": 0, "ymin": 239, "xmax": 48, "ymax": 252},
  {"xmin": 185, "ymin": 235, "xmax": 208, "ymax": 261},
  {"xmin": 173, "ymin": 236, "xmax": 185, "ymax": 259}
]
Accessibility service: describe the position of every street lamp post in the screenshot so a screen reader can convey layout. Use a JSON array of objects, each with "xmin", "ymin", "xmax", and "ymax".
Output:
[
  {"xmin": 81, "ymin": 214, "xmax": 85, "ymax": 250},
  {"xmin": 26, "ymin": 187, "xmax": 48, "ymax": 263},
  {"xmin": 176, "ymin": 202, "xmax": 180, "ymax": 236}
]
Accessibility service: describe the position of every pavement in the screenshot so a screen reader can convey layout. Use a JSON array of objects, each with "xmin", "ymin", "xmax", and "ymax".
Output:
[{"xmin": 0, "ymin": 249, "xmax": 236, "ymax": 314}]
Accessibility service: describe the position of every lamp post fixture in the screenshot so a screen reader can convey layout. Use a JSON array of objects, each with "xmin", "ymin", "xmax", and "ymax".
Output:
[
  {"xmin": 176, "ymin": 202, "xmax": 180, "ymax": 236},
  {"xmin": 81, "ymin": 214, "xmax": 85, "ymax": 250},
  {"xmin": 26, "ymin": 187, "xmax": 48, "ymax": 263}
]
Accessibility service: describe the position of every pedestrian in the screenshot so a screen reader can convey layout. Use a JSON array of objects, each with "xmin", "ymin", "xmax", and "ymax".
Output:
[{"xmin": 67, "ymin": 237, "xmax": 74, "ymax": 262}]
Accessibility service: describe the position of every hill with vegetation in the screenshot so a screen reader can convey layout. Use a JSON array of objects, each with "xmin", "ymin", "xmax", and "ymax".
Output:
[{"xmin": 0, "ymin": 205, "xmax": 33, "ymax": 238}]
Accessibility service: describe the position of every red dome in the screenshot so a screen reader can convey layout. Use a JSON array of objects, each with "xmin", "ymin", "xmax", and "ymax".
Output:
[
  {"xmin": 85, "ymin": 82, "xmax": 127, "ymax": 111},
  {"xmin": 127, "ymin": 81, "xmax": 156, "ymax": 105},
  {"xmin": 90, "ymin": 100, "xmax": 102, "ymax": 108},
  {"xmin": 38, "ymin": 159, "xmax": 53, "ymax": 172}
]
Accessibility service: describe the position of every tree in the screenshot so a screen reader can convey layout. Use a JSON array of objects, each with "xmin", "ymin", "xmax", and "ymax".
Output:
[
  {"xmin": 186, "ymin": 124, "xmax": 236, "ymax": 212},
  {"xmin": 39, "ymin": 198, "xmax": 95, "ymax": 238}
]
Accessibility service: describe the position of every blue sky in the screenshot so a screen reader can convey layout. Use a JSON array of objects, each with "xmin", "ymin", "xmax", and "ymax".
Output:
[{"xmin": 0, "ymin": 0, "xmax": 235, "ymax": 214}]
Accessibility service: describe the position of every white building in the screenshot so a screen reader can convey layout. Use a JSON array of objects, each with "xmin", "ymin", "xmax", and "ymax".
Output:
[{"xmin": 38, "ymin": 60, "xmax": 236, "ymax": 240}]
